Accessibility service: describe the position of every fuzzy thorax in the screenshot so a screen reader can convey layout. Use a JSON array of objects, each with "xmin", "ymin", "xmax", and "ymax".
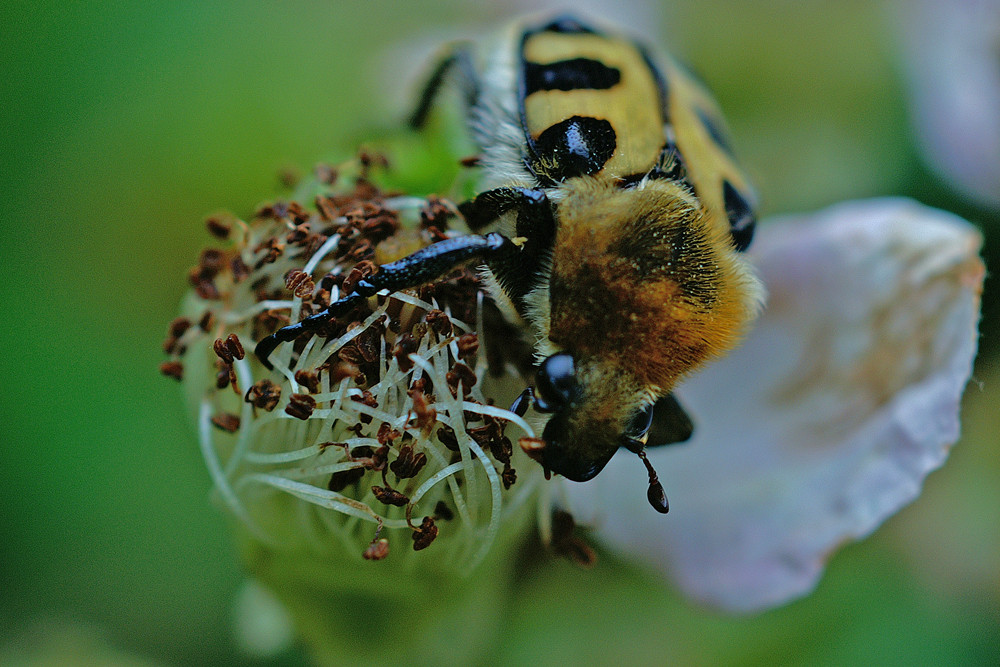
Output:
[{"xmin": 547, "ymin": 177, "xmax": 763, "ymax": 392}]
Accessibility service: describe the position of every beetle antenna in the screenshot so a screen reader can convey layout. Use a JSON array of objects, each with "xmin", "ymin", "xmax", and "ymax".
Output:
[{"xmin": 637, "ymin": 448, "xmax": 669, "ymax": 513}]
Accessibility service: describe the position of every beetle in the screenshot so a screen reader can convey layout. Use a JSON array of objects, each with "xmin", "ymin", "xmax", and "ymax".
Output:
[{"xmin": 255, "ymin": 14, "xmax": 764, "ymax": 512}]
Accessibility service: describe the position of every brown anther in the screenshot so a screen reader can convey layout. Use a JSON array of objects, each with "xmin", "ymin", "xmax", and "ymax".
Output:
[
  {"xmin": 159, "ymin": 360, "xmax": 183, "ymax": 381},
  {"xmin": 226, "ymin": 333, "xmax": 244, "ymax": 359},
  {"xmin": 409, "ymin": 377, "xmax": 430, "ymax": 394},
  {"xmin": 411, "ymin": 516, "xmax": 438, "ymax": 551},
  {"xmin": 349, "ymin": 390, "xmax": 378, "ymax": 424},
  {"xmin": 355, "ymin": 444, "xmax": 390, "ymax": 471},
  {"xmin": 168, "ymin": 317, "xmax": 192, "ymax": 338},
  {"xmin": 519, "ymin": 437, "xmax": 547, "ymax": 463},
  {"xmin": 189, "ymin": 271, "xmax": 219, "ymax": 300},
  {"xmin": 317, "ymin": 441, "xmax": 345, "ymax": 455},
  {"xmin": 391, "ymin": 333, "xmax": 418, "ymax": 372},
  {"xmin": 347, "ymin": 238, "xmax": 375, "ymax": 261},
  {"xmin": 314, "ymin": 194, "xmax": 338, "ymax": 221},
  {"xmin": 371, "ymin": 485, "xmax": 409, "ymax": 507},
  {"xmin": 433, "ymin": 500, "xmax": 454, "ymax": 521},
  {"xmin": 436, "ymin": 425, "xmax": 459, "ymax": 452},
  {"xmin": 459, "ymin": 154, "xmax": 482, "ymax": 167},
  {"xmin": 198, "ymin": 248, "xmax": 225, "ymax": 276},
  {"xmin": 285, "ymin": 393, "xmax": 317, "ymax": 420},
  {"xmin": 419, "ymin": 195, "xmax": 451, "ymax": 231},
  {"xmin": 230, "ymin": 255, "xmax": 250, "ymax": 283},
  {"xmin": 425, "ymin": 226, "xmax": 448, "ymax": 243},
  {"xmin": 551, "ymin": 510, "xmax": 597, "ymax": 568},
  {"xmin": 329, "ymin": 361, "xmax": 361, "ymax": 384},
  {"xmin": 341, "ymin": 260, "xmax": 377, "ymax": 294},
  {"xmin": 376, "ymin": 422, "xmax": 400, "ymax": 445},
  {"xmin": 389, "ymin": 444, "xmax": 427, "ymax": 480},
  {"xmin": 314, "ymin": 163, "xmax": 338, "ymax": 186},
  {"xmin": 198, "ymin": 310, "xmax": 215, "ymax": 332},
  {"xmin": 286, "ymin": 223, "xmax": 310, "ymax": 246},
  {"xmin": 354, "ymin": 323, "xmax": 384, "ymax": 363},
  {"xmin": 245, "ymin": 379, "xmax": 282, "ymax": 411},
  {"xmin": 363, "ymin": 538, "xmax": 390, "ymax": 561},
  {"xmin": 501, "ymin": 463, "xmax": 517, "ymax": 490},
  {"xmin": 285, "ymin": 270, "xmax": 316, "ymax": 299},
  {"xmin": 162, "ymin": 336, "xmax": 179, "ymax": 355},
  {"xmin": 424, "ymin": 309, "xmax": 452, "ymax": 336},
  {"xmin": 446, "ymin": 361, "xmax": 476, "ymax": 396},
  {"xmin": 456, "ymin": 333, "xmax": 479, "ymax": 360},
  {"xmin": 357, "ymin": 149, "xmax": 389, "ymax": 174},
  {"xmin": 328, "ymin": 466, "xmax": 365, "ymax": 492},
  {"xmin": 211, "ymin": 413, "xmax": 240, "ymax": 433},
  {"xmin": 205, "ymin": 214, "xmax": 233, "ymax": 239},
  {"xmin": 294, "ymin": 369, "xmax": 321, "ymax": 393},
  {"xmin": 278, "ymin": 165, "xmax": 301, "ymax": 189},
  {"xmin": 215, "ymin": 360, "xmax": 231, "ymax": 390},
  {"xmin": 212, "ymin": 334, "xmax": 244, "ymax": 363},
  {"xmin": 408, "ymin": 389, "xmax": 436, "ymax": 433},
  {"xmin": 467, "ymin": 418, "xmax": 506, "ymax": 460},
  {"xmin": 254, "ymin": 237, "xmax": 285, "ymax": 266}
]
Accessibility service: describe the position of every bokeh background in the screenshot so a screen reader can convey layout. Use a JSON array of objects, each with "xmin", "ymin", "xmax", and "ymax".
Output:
[{"xmin": 3, "ymin": 1, "xmax": 997, "ymax": 664}]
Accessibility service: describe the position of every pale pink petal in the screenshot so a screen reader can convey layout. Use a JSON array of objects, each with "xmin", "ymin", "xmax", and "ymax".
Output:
[{"xmin": 566, "ymin": 198, "xmax": 984, "ymax": 612}]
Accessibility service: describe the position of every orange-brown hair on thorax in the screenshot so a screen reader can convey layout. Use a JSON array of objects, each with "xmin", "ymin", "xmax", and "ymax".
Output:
[{"xmin": 545, "ymin": 177, "xmax": 762, "ymax": 394}]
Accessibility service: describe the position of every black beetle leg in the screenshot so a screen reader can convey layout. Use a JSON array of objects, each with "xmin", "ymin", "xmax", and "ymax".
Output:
[{"xmin": 254, "ymin": 231, "xmax": 519, "ymax": 369}]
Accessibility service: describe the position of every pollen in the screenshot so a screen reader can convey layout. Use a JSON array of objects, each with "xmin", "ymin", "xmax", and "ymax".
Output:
[{"xmin": 160, "ymin": 154, "xmax": 537, "ymax": 570}]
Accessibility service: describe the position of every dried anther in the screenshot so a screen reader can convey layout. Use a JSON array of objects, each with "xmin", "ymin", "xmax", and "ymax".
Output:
[
  {"xmin": 420, "ymin": 195, "xmax": 451, "ymax": 230},
  {"xmin": 411, "ymin": 516, "xmax": 438, "ymax": 551},
  {"xmin": 205, "ymin": 214, "xmax": 233, "ymax": 239},
  {"xmin": 446, "ymin": 362, "xmax": 476, "ymax": 396},
  {"xmin": 392, "ymin": 333, "xmax": 418, "ymax": 372},
  {"xmin": 329, "ymin": 361, "xmax": 361, "ymax": 384},
  {"xmin": 294, "ymin": 369, "xmax": 321, "ymax": 393},
  {"xmin": 328, "ymin": 466, "xmax": 365, "ymax": 492},
  {"xmin": 390, "ymin": 444, "xmax": 427, "ymax": 480},
  {"xmin": 456, "ymin": 333, "xmax": 479, "ymax": 360},
  {"xmin": 501, "ymin": 463, "xmax": 517, "ymax": 489},
  {"xmin": 245, "ymin": 379, "xmax": 282, "ymax": 411},
  {"xmin": 211, "ymin": 413, "xmax": 241, "ymax": 433},
  {"xmin": 285, "ymin": 393, "xmax": 317, "ymax": 420},
  {"xmin": 213, "ymin": 334, "xmax": 244, "ymax": 363},
  {"xmin": 425, "ymin": 309, "xmax": 452, "ymax": 336},
  {"xmin": 363, "ymin": 538, "xmax": 390, "ymax": 561},
  {"xmin": 408, "ymin": 389, "xmax": 436, "ymax": 433},
  {"xmin": 436, "ymin": 425, "xmax": 459, "ymax": 452},
  {"xmin": 168, "ymin": 317, "xmax": 192, "ymax": 338},
  {"xmin": 433, "ymin": 501, "xmax": 454, "ymax": 521},
  {"xmin": 285, "ymin": 269, "xmax": 315, "ymax": 298},
  {"xmin": 376, "ymin": 422, "xmax": 401, "ymax": 445},
  {"xmin": 341, "ymin": 260, "xmax": 377, "ymax": 294},
  {"xmin": 349, "ymin": 390, "xmax": 378, "ymax": 423},
  {"xmin": 372, "ymin": 485, "xmax": 410, "ymax": 507},
  {"xmin": 159, "ymin": 361, "xmax": 183, "ymax": 381}
]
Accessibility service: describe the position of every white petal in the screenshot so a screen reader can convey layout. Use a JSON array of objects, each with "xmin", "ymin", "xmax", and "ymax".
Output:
[
  {"xmin": 566, "ymin": 198, "xmax": 984, "ymax": 612},
  {"xmin": 897, "ymin": 0, "xmax": 1000, "ymax": 207}
]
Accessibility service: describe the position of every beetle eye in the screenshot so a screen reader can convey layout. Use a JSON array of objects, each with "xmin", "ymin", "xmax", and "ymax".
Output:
[
  {"xmin": 623, "ymin": 404, "xmax": 654, "ymax": 439},
  {"xmin": 534, "ymin": 353, "xmax": 578, "ymax": 411}
]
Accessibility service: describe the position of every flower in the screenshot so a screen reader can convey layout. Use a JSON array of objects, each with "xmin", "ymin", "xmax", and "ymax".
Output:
[
  {"xmin": 161, "ymin": 155, "xmax": 983, "ymax": 657},
  {"xmin": 897, "ymin": 0, "xmax": 1000, "ymax": 208}
]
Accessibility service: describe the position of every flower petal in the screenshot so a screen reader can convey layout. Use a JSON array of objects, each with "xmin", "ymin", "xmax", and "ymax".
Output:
[
  {"xmin": 898, "ymin": 0, "xmax": 1000, "ymax": 207},
  {"xmin": 565, "ymin": 198, "xmax": 984, "ymax": 612}
]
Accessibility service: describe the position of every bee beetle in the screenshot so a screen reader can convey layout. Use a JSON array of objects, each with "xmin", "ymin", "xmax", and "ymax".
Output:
[{"xmin": 256, "ymin": 15, "xmax": 764, "ymax": 513}]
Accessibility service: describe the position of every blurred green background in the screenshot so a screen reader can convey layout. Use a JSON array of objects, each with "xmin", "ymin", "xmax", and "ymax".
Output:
[{"xmin": 2, "ymin": 1, "xmax": 997, "ymax": 664}]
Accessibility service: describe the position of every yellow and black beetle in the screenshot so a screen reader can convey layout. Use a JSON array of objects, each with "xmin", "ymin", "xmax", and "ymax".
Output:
[{"xmin": 256, "ymin": 15, "xmax": 764, "ymax": 513}]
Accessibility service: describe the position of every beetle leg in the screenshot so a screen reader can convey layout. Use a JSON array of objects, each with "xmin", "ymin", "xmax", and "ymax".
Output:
[
  {"xmin": 408, "ymin": 42, "xmax": 480, "ymax": 130},
  {"xmin": 254, "ymin": 232, "xmax": 518, "ymax": 369}
]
